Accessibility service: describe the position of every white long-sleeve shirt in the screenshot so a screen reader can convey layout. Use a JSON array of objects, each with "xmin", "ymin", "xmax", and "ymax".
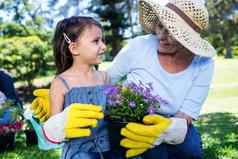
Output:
[{"xmin": 107, "ymin": 34, "xmax": 214, "ymax": 119}]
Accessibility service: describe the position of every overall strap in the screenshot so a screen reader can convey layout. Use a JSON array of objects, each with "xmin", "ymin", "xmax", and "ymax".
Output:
[
  {"xmin": 57, "ymin": 76, "xmax": 70, "ymax": 91},
  {"xmin": 101, "ymin": 71, "xmax": 111, "ymax": 85}
]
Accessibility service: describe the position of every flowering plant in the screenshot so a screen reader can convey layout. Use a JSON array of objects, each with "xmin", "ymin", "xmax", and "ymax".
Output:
[
  {"xmin": 0, "ymin": 121, "xmax": 23, "ymax": 135},
  {"xmin": 105, "ymin": 82, "xmax": 167, "ymax": 123},
  {"xmin": 0, "ymin": 92, "xmax": 23, "ymax": 135}
]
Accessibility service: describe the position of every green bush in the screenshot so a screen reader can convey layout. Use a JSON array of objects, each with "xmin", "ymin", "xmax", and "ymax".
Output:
[
  {"xmin": 0, "ymin": 23, "xmax": 28, "ymax": 37},
  {"xmin": 0, "ymin": 36, "xmax": 52, "ymax": 87}
]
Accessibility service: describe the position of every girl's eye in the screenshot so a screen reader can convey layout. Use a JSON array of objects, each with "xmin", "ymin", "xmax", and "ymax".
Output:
[{"xmin": 94, "ymin": 39, "xmax": 100, "ymax": 44}]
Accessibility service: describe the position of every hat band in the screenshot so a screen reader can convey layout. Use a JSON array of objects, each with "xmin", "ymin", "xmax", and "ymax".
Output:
[{"xmin": 166, "ymin": 3, "xmax": 201, "ymax": 33}]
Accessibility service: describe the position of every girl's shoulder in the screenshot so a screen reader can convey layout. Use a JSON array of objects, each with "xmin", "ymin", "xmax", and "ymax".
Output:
[
  {"xmin": 50, "ymin": 75, "xmax": 69, "ymax": 95},
  {"xmin": 96, "ymin": 71, "xmax": 111, "ymax": 85},
  {"xmin": 54, "ymin": 70, "xmax": 110, "ymax": 90}
]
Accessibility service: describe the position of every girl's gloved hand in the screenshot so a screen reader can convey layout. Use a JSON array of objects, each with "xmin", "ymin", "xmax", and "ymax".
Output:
[{"xmin": 43, "ymin": 103, "xmax": 104, "ymax": 144}]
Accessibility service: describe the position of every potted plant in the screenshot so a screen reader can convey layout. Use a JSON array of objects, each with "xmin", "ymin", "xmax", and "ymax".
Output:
[
  {"xmin": 104, "ymin": 82, "xmax": 166, "ymax": 157},
  {"xmin": 0, "ymin": 96, "xmax": 23, "ymax": 153}
]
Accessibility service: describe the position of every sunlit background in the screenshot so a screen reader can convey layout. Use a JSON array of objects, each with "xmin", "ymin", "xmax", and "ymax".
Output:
[{"xmin": 0, "ymin": 0, "xmax": 238, "ymax": 159}]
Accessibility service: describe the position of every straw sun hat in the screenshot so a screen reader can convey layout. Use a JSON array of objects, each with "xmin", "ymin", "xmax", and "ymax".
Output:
[{"xmin": 139, "ymin": 0, "xmax": 216, "ymax": 57}]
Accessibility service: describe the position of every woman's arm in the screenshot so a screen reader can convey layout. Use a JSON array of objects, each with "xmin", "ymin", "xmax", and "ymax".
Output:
[
  {"xmin": 178, "ymin": 58, "xmax": 215, "ymax": 121},
  {"xmin": 175, "ymin": 111, "xmax": 193, "ymax": 124},
  {"xmin": 106, "ymin": 39, "xmax": 137, "ymax": 84}
]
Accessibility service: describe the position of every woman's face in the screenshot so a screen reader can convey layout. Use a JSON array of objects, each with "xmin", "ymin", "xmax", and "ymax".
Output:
[{"xmin": 155, "ymin": 23, "xmax": 182, "ymax": 54}]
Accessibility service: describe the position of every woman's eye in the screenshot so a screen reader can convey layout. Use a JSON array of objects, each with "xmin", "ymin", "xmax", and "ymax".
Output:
[{"xmin": 158, "ymin": 23, "xmax": 164, "ymax": 29}]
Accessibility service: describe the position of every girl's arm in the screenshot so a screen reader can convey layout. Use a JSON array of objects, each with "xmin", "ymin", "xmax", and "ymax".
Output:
[
  {"xmin": 43, "ymin": 77, "xmax": 104, "ymax": 143},
  {"xmin": 49, "ymin": 78, "xmax": 66, "ymax": 116}
]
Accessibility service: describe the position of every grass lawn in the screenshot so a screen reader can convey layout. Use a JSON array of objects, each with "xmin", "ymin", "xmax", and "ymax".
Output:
[
  {"xmin": 201, "ymin": 58, "xmax": 238, "ymax": 114},
  {"xmin": 1, "ymin": 58, "xmax": 237, "ymax": 159}
]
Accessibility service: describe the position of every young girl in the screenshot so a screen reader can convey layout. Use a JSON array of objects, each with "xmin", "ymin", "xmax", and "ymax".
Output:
[{"xmin": 42, "ymin": 16, "xmax": 112, "ymax": 159}]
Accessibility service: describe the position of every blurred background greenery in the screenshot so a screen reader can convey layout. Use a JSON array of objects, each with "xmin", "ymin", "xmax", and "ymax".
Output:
[
  {"xmin": 0, "ymin": 0, "xmax": 238, "ymax": 158},
  {"xmin": 0, "ymin": 0, "xmax": 238, "ymax": 94}
]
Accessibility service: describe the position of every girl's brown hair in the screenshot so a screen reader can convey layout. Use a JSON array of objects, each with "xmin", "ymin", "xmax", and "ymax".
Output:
[{"xmin": 53, "ymin": 16, "xmax": 102, "ymax": 74}]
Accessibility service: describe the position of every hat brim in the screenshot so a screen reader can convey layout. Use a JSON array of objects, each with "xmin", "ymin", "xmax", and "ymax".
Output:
[{"xmin": 139, "ymin": 0, "xmax": 216, "ymax": 57}]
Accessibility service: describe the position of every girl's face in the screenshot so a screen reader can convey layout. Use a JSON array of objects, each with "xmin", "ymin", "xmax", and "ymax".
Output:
[
  {"xmin": 155, "ymin": 23, "xmax": 183, "ymax": 54},
  {"xmin": 71, "ymin": 25, "xmax": 106, "ymax": 65}
]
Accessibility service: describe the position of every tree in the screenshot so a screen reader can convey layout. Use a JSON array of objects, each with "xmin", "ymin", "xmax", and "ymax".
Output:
[
  {"xmin": 47, "ymin": 0, "xmax": 83, "ymax": 17},
  {"xmin": 206, "ymin": 0, "xmax": 238, "ymax": 58},
  {"xmin": 89, "ymin": 0, "xmax": 125, "ymax": 58},
  {"xmin": 126, "ymin": 0, "xmax": 140, "ymax": 38},
  {"xmin": 0, "ymin": 0, "xmax": 53, "ymax": 78},
  {"xmin": 1, "ymin": 0, "xmax": 37, "ymax": 24},
  {"xmin": 45, "ymin": 0, "xmax": 88, "ymax": 27},
  {"xmin": 89, "ymin": 0, "xmax": 137, "ymax": 58},
  {"xmin": 0, "ymin": 22, "xmax": 28, "ymax": 37}
]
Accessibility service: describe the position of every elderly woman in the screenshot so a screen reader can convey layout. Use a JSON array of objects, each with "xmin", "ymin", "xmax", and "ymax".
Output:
[
  {"xmin": 107, "ymin": 0, "xmax": 215, "ymax": 158},
  {"xmin": 31, "ymin": 0, "xmax": 215, "ymax": 158}
]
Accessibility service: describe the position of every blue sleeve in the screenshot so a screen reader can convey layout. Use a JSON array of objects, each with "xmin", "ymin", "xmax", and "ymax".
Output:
[
  {"xmin": 0, "ymin": 71, "xmax": 22, "ymax": 107},
  {"xmin": 0, "ymin": 110, "xmax": 12, "ymax": 125},
  {"xmin": 179, "ymin": 59, "xmax": 214, "ymax": 119}
]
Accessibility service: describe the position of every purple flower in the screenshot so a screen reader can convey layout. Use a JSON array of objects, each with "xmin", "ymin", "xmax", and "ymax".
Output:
[
  {"xmin": 143, "ymin": 89, "xmax": 152, "ymax": 99},
  {"xmin": 129, "ymin": 101, "xmax": 136, "ymax": 108},
  {"xmin": 104, "ymin": 85, "xmax": 120, "ymax": 96},
  {"xmin": 128, "ymin": 82, "xmax": 142, "ymax": 94},
  {"xmin": 155, "ymin": 96, "xmax": 169, "ymax": 105},
  {"xmin": 107, "ymin": 99, "xmax": 117, "ymax": 107},
  {"xmin": 105, "ymin": 82, "xmax": 166, "ymax": 122},
  {"xmin": 147, "ymin": 105, "xmax": 157, "ymax": 114},
  {"xmin": 115, "ymin": 99, "xmax": 122, "ymax": 105}
]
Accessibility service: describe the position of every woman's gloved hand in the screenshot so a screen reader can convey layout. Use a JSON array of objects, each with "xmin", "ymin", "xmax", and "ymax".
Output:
[
  {"xmin": 120, "ymin": 114, "xmax": 188, "ymax": 158},
  {"xmin": 43, "ymin": 103, "xmax": 104, "ymax": 144},
  {"xmin": 31, "ymin": 89, "xmax": 50, "ymax": 122}
]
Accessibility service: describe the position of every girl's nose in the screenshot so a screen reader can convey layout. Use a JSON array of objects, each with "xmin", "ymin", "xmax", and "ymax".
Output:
[{"xmin": 101, "ymin": 41, "xmax": 107, "ymax": 52}]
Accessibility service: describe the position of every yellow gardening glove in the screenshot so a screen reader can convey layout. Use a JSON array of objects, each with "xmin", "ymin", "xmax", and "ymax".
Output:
[
  {"xmin": 64, "ymin": 103, "xmax": 104, "ymax": 138},
  {"xmin": 43, "ymin": 103, "xmax": 104, "ymax": 143},
  {"xmin": 120, "ymin": 115, "xmax": 172, "ymax": 158},
  {"xmin": 31, "ymin": 89, "xmax": 50, "ymax": 122}
]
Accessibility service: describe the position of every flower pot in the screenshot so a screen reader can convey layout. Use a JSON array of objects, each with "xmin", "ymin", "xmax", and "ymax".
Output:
[
  {"xmin": 25, "ymin": 130, "xmax": 38, "ymax": 146},
  {"xmin": 107, "ymin": 120, "xmax": 128, "ymax": 157},
  {"xmin": 0, "ymin": 132, "xmax": 15, "ymax": 153}
]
